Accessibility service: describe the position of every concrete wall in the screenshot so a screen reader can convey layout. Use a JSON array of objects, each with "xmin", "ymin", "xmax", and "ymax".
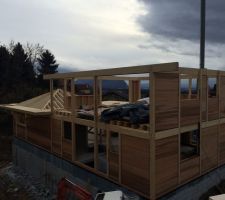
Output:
[{"xmin": 12, "ymin": 137, "xmax": 141, "ymax": 199}]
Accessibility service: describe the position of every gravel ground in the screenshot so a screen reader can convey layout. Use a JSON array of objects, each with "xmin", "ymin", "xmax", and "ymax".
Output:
[
  {"xmin": 0, "ymin": 164, "xmax": 53, "ymax": 200},
  {"xmin": 0, "ymin": 135, "xmax": 54, "ymax": 200}
]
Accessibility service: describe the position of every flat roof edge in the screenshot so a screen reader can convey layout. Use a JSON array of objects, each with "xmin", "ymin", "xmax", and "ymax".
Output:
[
  {"xmin": 0, "ymin": 105, "xmax": 51, "ymax": 116},
  {"xmin": 44, "ymin": 62, "xmax": 179, "ymax": 80}
]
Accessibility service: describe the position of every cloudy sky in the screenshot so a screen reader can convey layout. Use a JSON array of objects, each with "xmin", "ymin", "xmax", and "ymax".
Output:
[{"xmin": 0, "ymin": 0, "xmax": 225, "ymax": 71}]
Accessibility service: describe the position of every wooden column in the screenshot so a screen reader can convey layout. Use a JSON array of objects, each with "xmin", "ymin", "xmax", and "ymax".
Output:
[
  {"xmin": 218, "ymin": 72, "xmax": 221, "ymax": 166},
  {"xmin": 71, "ymin": 78, "xmax": 76, "ymax": 116},
  {"xmin": 178, "ymin": 71, "xmax": 181, "ymax": 183},
  {"xmin": 129, "ymin": 80, "xmax": 133, "ymax": 103},
  {"xmin": 149, "ymin": 72, "xmax": 156, "ymax": 199},
  {"xmin": 93, "ymin": 76, "xmax": 99, "ymax": 169},
  {"xmin": 50, "ymin": 79, "xmax": 54, "ymax": 113},
  {"xmin": 71, "ymin": 78, "xmax": 76, "ymax": 161},
  {"xmin": 99, "ymin": 80, "xmax": 102, "ymax": 105},
  {"xmin": 64, "ymin": 79, "xmax": 68, "ymax": 109}
]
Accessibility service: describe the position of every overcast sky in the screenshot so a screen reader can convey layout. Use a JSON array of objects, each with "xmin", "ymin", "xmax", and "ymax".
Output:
[{"xmin": 0, "ymin": 0, "xmax": 225, "ymax": 71}]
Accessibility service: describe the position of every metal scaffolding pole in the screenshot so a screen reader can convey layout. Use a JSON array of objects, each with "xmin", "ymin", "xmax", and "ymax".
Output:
[{"xmin": 200, "ymin": 0, "xmax": 206, "ymax": 69}]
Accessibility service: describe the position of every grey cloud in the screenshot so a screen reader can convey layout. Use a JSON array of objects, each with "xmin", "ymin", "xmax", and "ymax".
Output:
[{"xmin": 138, "ymin": 0, "xmax": 225, "ymax": 44}]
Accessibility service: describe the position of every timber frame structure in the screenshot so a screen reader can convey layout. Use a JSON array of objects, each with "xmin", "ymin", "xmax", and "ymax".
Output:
[{"xmin": 2, "ymin": 62, "xmax": 225, "ymax": 199}]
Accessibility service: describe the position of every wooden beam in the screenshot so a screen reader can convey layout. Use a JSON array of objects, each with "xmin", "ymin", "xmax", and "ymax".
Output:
[
  {"xmin": 64, "ymin": 79, "xmax": 68, "ymax": 109},
  {"xmin": 179, "ymin": 67, "xmax": 199, "ymax": 76},
  {"xmin": 150, "ymin": 72, "xmax": 156, "ymax": 200},
  {"xmin": 93, "ymin": 76, "xmax": 99, "ymax": 170},
  {"xmin": 44, "ymin": 62, "xmax": 178, "ymax": 79},
  {"xmin": 50, "ymin": 79, "xmax": 54, "ymax": 113},
  {"xmin": 155, "ymin": 128, "xmax": 179, "ymax": 140},
  {"xmin": 71, "ymin": 78, "xmax": 76, "ymax": 116}
]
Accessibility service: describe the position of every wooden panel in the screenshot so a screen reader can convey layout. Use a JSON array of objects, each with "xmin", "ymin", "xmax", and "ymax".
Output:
[
  {"xmin": 52, "ymin": 119, "xmax": 62, "ymax": 155},
  {"xmin": 27, "ymin": 129, "xmax": 51, "ymax": 151},
  {"xmin": 17, "ymin": 125, "xmax": 26, "ymax": 139},
  {"xmin": 108, "ymin": 152, "xmax": 119, "ymax": 180},
  {"xmin": 121, "ymin": 135, "xmax": 150, "ymax": 196},
  {"xmin": 75, "ymin": 95, "xmax": 94, "ymax": 109},
  {"xmin": 219, "ymin": 123, "xmax": 225, "ymax": 165},
  {"xmin": 201, "ymin": 126, "xmax": 218, "ymax": 173},
  {"xmin": 27, "ymin": 116, "xmax": 51, "ymax": 150},
  {"xmin": 155, "ymin": 73, "xmax": 179, "ymax": 131},
  {"xmin": 156, "ymin": 136, "xmax": 178, "ymax": 196},
  {"xmin": 220, "ymin": 77, "xmax": 225, "ymax": 118},
  {"xmin": 208, "ymin": 98, "xmax": 219, "ymax": 121},
  {"xmin": 181, "ymin": 99, "xmax": 200, "ymax": 126},
  {"xmin": 180, "ymin": 156, "xmax": 200, "ymax": 183},
  {"xmin": 201, "ymin": 75, "xmax": 207, "ymax": 121},
  {"xmin": 62, "ymin": 139, "xmax": 72, "ymax": 161}
]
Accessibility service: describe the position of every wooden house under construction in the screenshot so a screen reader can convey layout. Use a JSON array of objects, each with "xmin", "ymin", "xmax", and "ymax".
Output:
[{"xmin": 2, "ymin": 62, "xmax": 225, "ymax": 199}]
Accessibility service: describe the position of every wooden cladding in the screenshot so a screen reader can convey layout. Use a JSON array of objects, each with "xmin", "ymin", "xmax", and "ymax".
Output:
[
  {"xmin": 52, "ymin": 119, "xmax": 62, "ymax": 155},
  {"xmin": 220, "ymin": 77, "xmax": 225, "ymax": 118},
  {"xmin": 180, "ymin": 156, "xmax": 200, "ymax": 184},
  {"xmin": 201, "ymin": 126, "xmax": 218, "ymax": 173},
  {"xmin": 219, "ymin": 124, "xmax": 225, "ymax": 165},
  {"xmin": 156, "ymin": 136, "xmax": 179, "ymax": 196},
  {"xmin": 121, "ymin": 135, "xmax": 150, "ymax": 196},
  {"xmin": 180, "ymin": 99, "xmax": 200, "ymax": 126},
  {"xmin": 27, "ymin": 116, "xmax": 51, "ymax": 151},
  {"xmin": 155, "ymin": 73, "xmax": 179, "ymax": 132}
]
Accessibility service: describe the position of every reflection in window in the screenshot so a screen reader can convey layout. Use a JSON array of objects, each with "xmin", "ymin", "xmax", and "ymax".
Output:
[
  {"xmin": 191, "ymin": 79, "xmax": 198, "ymax": 96},
  {"xmin": 208, "ymin": 78, "xmax": 217, "ymax": 97},
  {"xmin": 180, "ymin": 79, "xmax": 189, "ymax": 99}
]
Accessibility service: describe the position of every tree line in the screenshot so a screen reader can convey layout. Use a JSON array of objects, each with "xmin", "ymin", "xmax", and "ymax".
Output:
[{"xmin": 0, "ymin": 41, "xmax": 59, "ymax": 104}]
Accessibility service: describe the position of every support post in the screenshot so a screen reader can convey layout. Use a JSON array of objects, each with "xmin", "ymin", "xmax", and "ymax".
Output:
[
  {"xmin": 93, "ymin": 76, "xmax": 99, "ymax": 169},
  {"xmin": 50, "ymin": 79, "xmax": 54, "ymax": 113},
  {"xmin": 149, "ymin": 72, "xmax": 156, "ymax": 199}
]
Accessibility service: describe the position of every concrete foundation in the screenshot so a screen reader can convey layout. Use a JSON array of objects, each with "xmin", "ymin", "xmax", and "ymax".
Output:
[
  {"xmin": 13, "ymin": 137, "xmax": 225, "ymax": 200},
  {"xmin": 12, "ymin": 137, "xmax": 141, "ymax": 199}
]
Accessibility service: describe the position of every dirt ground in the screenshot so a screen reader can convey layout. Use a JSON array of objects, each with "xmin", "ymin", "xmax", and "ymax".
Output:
[{"xmin": 0, "ymin": 135, "xmax": 31, "ymax": 200}]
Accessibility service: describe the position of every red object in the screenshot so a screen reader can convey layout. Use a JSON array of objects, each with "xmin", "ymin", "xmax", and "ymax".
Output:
[{"xmin": 57, "ymin": 178, "xmax": 92, "ymax": 200}]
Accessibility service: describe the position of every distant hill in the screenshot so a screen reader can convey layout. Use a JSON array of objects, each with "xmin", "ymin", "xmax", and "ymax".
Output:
[{"xmin": 75, "ymin": 79, "xmax": 128, "ymax": 90}]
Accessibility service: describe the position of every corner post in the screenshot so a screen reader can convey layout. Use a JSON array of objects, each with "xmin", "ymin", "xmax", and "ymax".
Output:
[
  {"xmin": 149, "ymin": 71, "xmax": 156, "ymax": 199},
  {"xmin": 94, "ymin": 76, "xmax": 99, "ymax": 169},
  {"xmin": 50, "ymin": 79, "xmax": 54, "ymax": 113}
]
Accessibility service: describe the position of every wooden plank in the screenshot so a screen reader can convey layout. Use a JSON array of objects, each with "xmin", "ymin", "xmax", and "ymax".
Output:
[
  {"xmin": 219, "ymin": 124, "xmax": 225, "ymax": 165},
  {"xmin": 155, "ymin": 128, "xmax": 179, "ymax": 140},
  {"xmin": 220, "ymin": 76, "xmax": 225, "ymax": 118},
  {"xmin": 179, "ymin": 67, "xmax": 199, "ymax": 76},
  {"xmin": 52, "ymin": 119, "xmax": 62, "ymax": 155},
  {"xmin": 180, "ymin": 99, "xmax": 200, "ymax": 126},
  {"xmin": 155, "ymin": 136, "xmax": 179, "ymax": 196},
  {"xmin": 201, "ymin": 126, "xmax": 218, "ymax": 174},
  {"xmin": 121, "ymin": 135, "xmax": 150, "ymax": 196},
  {"xmin": 155, "ymin": 73, "xmax": 179, "ymax": 131},
  {"xmin": 208, "ymin": 97, "xmax": 219, "ymax": 120},
  {"xmin": 62, "ymin": 138, "xmax": 72, "ymax": 161},
  {"xmin": 93, "ymin": 76, "xmax": 99, "ymax": 169},
  {"xmin": 107, "ymin": 124, "xmax": 149, "ymax": 139},
  {"xmin": 201, "ymin": 120, "xmax": 220, "ymax": 128},
  {"xmin": 50, "ymin": 79, "xmax": 54, "ymax": 113},
  {"xmin": 44, "ymin": 62, "xmax": 178, "ymax": 79},
  {"xmin": 180, "ymin": 156, "xmax": 200, "ymax": 184},
  {"xmin": 150, "ymin": 72, "xmax": 155, "ymax": 199}
]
